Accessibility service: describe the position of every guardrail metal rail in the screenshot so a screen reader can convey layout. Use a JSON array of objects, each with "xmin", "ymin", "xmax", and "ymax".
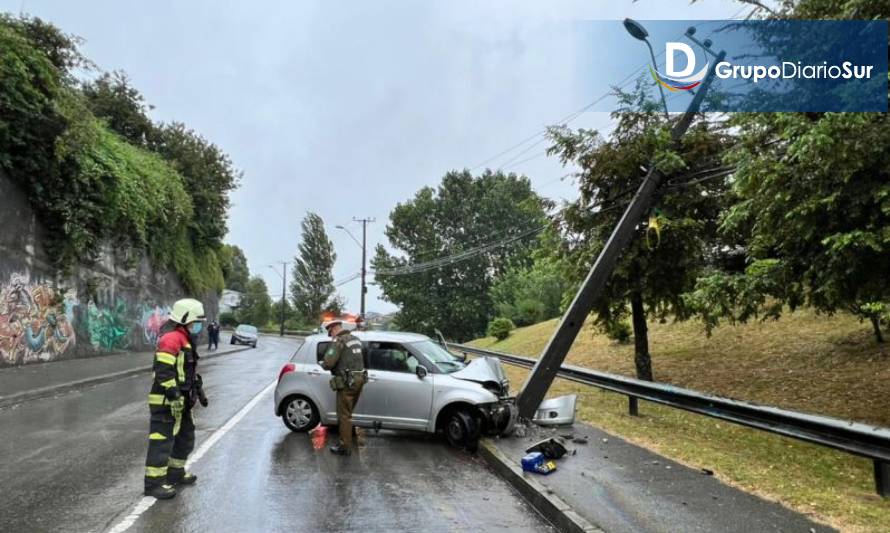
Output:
[{"xmin": 449, "ymin": 343, "xmax": 890, "ymax": 497}]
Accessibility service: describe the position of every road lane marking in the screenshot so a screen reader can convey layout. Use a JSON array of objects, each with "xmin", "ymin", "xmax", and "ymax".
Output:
[{"xmin": 107, "ymin": 380, "xmax": 277, "ymax": 533}]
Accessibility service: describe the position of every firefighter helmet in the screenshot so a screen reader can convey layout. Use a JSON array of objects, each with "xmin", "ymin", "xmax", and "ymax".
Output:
[{"xmin": 169, "ymin": 298, "xmax": 206, "ymax": 325}]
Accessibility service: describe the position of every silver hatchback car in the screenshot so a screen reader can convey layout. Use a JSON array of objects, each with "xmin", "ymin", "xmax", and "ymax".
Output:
[{"xmin": 273, "ymin": 331, "xmax": 517, "ymax": 449}]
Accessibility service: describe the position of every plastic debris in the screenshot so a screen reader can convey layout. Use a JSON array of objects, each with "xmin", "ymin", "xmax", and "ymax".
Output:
[{"xmin": 525, "ymin": 438, "xmax": 568, "ymax": 459}]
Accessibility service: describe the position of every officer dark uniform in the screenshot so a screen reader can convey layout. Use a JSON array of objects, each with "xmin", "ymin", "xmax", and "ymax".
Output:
[
  {"xmin": 321, "ymin": 320, "xmax": 366, "ymax": 455},
  {"xmin": 144, "ymin": 298, "xmax": 207, "ymax": 499}
]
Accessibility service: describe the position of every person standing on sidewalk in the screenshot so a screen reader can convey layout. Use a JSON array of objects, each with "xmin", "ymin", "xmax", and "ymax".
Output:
[
  {"xmin": 144, "ymin": 298, "xmax": 206, "ymax": 499},
  {"xmin": 321, "ymin": 319, "xmax": 366, "ymax": 455},
  {"xmin": 206, "ymin": 320, "xmax": 220, "ymax": 351}
]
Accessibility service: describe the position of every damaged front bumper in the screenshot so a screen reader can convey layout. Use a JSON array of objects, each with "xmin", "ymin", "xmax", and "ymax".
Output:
[
  {"xmin": 478, "ymin": 399, "xmax": 519, "ymax": 437},
  {"xmin": 531, "ymin": 394, "xmax": 577, "ymax": 426}
]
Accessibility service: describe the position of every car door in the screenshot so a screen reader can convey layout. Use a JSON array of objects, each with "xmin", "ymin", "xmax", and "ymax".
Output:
[
  {"xmin": 308, "ymin": 341, "xmax": 337, "ymax": 422},
  {"xmin": 355, "ymin": 341, "xmax": 434, "ymax": 430}
]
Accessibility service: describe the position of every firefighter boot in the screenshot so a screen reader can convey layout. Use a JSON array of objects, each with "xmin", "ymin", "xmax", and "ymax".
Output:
[
  {"xmin": 145, "ymin": 483, "xmax": 177, "ymax": 500},
  {"xmin": 169, "ymin": 471, "xmax": 197, "ymax": 486},
  {"xmin": 168, "ymin": 465, "xmax": 197, "ymax": 486}
]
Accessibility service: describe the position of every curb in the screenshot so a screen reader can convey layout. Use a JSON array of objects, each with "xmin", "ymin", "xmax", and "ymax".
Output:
[
  {"xmin": 479, "ymin": 439, "xmax": 603, "ymax": 533},
  {"xmin": 0, "ymin": 346, "xmax": 252, "ymax": 410}
]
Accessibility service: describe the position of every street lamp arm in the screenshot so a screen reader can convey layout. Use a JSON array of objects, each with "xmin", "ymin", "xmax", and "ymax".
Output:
[{"xmin": 336, "ymin": 226, "xmax": 363, "ymax": 249}]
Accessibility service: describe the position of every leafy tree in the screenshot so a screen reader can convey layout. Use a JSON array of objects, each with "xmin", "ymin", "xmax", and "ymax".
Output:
[
  {"xmin": 373, "ymin": 170, "xmax": 549, "ymax": 341},
  {"xmin": 548, "ymin": 83, "xmax": 733, "ymax": 380},
  {"xmin": 685, "ymin": 0, "xmax": 890, "ymax": 343},
  {"xmin": 220, "ymin": 244, "xmax": 250, "ymax": 292},
  {"xmin": 0, "ymin": 15, "xmax": 232, "ymax": 295},
  {"xmin": 290, "ymin": 212, "xmax": 337, "ymax": 324},
  {"xmin": 490, "ymin": 228, "xmax": 572, "ymax": 327},
  {"xmin": 237, "ymin": 276, "xmax": 272, "ymax": 326},
  {"xmin": 151, "ymin": 122, "xmax": 240, "ymax": 248},
  {"xmin": 82, "ymin": 71, "xmax": 156, "ymax": 147}
]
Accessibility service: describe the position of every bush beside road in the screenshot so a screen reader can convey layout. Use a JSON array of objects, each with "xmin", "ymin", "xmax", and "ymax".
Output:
[{"xmin": 472, "ymin": 308, "xmax": 890, "ymax": 532}]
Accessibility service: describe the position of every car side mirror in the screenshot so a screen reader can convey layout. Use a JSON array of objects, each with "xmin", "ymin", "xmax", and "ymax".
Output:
[{"xmin": 416, "ymin": 365, "xmax": 428, "ymax": 379}]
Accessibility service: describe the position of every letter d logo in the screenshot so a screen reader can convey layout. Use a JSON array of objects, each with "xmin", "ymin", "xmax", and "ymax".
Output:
[{"xmin": 666, "ymin": 42, "xmax": 696, "ymax": 77}]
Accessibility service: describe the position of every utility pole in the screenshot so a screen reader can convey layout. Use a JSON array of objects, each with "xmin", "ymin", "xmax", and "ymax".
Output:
[
  {"xmin": 515, "ymin": 24, "xmax": 726, "ymax": 420},
  {"xmin": 353, "ymin": 217, "xmax": 374, "ymax": 318},
  {"xmin": 268, "ymin": 262, "xmax": 289, "ymax": 336}
]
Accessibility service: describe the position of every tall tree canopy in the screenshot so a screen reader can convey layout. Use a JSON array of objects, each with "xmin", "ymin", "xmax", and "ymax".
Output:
[
  {"xmin": 0, "ymin": 15, "xmax": 238, "ymax": 295},
  {"xmin": 290, "ymin": 212, "xmax": 337, "ymax": 324},
  {"xmin": 237, "ymin": 276, "xmax": 272, "ymax": 326},
  {"xmin": 548, "ymin": 84, "xmax": 734, "ymax": 379},
  {"xmin": 373, "ymin": 170, "xmax": 549, "ymax": 341},
  {"xmin": 685, "ymin": 0, "xmax": 890, "ymax": 343},
  {"xmin": 220, "ymin": 244, "xmax": 250, "ymax": 292}
]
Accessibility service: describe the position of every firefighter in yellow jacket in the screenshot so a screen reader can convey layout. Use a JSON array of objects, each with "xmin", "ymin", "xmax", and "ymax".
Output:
[{"xmin": 144, "ymin": 298, "xmax": 206, "ymax": 499}]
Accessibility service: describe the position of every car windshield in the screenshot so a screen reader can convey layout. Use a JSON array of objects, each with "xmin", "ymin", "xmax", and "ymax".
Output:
[
  {"xmin": 236, "ymin": 325, "xmax": 257, "ymax": 334},
  {"xmin": 409, "ymin": 340, "xmax": 464, "ymax": 373}
]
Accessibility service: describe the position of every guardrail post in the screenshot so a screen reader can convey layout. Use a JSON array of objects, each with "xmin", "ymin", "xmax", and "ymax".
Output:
[
  {"xmin": 628, "ymin": 396, "xmax": 639, "ymax": 416},
  {"xmin": 876, "ymin": 460, "xmax": 890, "ymax": 497}
]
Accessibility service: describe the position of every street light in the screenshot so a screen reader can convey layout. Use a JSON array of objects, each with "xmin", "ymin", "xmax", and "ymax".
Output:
[
  {"xmin": 623, "ymin": 18, "xmax": 669, "ymax": 118},
  {"xmin": 335, "ymin": 225, "xmax": 362, "ymax": 249}
]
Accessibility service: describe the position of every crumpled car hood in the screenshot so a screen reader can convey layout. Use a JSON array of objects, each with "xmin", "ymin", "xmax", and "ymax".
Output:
[{"xmin": 450, "ymin": 356, "xmax": 508, "ymax": 385}]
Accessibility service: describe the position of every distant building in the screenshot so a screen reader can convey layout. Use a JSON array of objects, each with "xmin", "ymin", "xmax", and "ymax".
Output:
[{"xmin": 219, "ymin": 289, "xmax": 243, "ymax": 314}]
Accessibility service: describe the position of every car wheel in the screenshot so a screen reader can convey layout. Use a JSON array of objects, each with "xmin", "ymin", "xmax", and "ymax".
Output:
[
  {"xmin": 445, "ymin": 409, "xmax": 480, "ymax": 451},
  {"xmin": 281, "ymin": 395, "xmax": 319, "ymax": 432}
]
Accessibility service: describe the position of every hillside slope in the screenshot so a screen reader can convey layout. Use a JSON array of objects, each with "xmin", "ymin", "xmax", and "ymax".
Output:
[{"xmin": 471, "ymin": 308, "xmax": 889, "ymax": 426}]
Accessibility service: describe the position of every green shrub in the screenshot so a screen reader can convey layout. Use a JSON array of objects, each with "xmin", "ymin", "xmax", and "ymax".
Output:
[
  {"xmin": 515, "ymin": 298, "xmax": 546, "ymax": 327},
  {"xmin": 603, "ymin": 320, "xmax": 632, "ymax": 344},
  {"xmin": 487, "ymin": 317, "xmax": 515, "ymax": 341}
]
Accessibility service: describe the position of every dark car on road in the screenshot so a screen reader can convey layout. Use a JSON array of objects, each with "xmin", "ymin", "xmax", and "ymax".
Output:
[{"xmin": 230, "ymin": 324, "xmax": 258, "ymax": 348}]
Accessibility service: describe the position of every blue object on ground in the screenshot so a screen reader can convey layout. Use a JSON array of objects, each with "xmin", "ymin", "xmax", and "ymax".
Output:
[{"xmin": 521, "ymin": 452, "xmax": 544, "ymax": 472}]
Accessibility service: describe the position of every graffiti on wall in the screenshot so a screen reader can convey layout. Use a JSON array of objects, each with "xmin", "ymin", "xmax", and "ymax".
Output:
[
  {"xmin": 0, "ymin": 273, "xmax": 77, "ymax": 365},
  {"xmin": 140, "ymin": 304, "xmax": 171, "ymax": 346},
  {"xmin": 86, "ymin": 299, "xmax": 132, "ymax": 351}
]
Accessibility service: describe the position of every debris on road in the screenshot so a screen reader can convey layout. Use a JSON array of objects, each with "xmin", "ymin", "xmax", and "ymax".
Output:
[
  {"xmin": 701, "ymin": 468, "xmax": 714, "ymax": 476},
  {"xmin": 525, "ymin": 438, "xmax": 568, "ymax": 459},
  {"xmin": 521, "ymin": 452, "xmax": 558, "ymax": 475},
  {"xmin": 572, "ymin": 436, "xmax": 588, "ymax": 445},
  {"xmin": 532, "ymin": 394, "xmax": 577, "ymax": 426}
]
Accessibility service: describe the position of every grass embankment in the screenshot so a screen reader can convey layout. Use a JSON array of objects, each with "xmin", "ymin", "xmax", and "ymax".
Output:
[{"xmin": 470, "ymin": 309, "xmax": 889, "ymax": 533}]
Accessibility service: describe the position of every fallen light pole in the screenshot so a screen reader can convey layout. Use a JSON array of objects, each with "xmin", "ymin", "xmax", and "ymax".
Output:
[{"xmin": 516, "ymin": 25, "xmax": 726, "ymax": 420}]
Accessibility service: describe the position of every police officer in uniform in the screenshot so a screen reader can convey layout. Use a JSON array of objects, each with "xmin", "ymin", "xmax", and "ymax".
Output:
[
  {"xmin": 321, "ymin": 320, "xmax": 366, "ymax": 455},
  {"xmin": 143, "ymin": 298, "xmax": 208, "ymax": 499}
]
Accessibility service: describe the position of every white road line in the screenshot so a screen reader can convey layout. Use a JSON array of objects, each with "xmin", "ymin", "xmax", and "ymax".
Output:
[{"xmin": 107, "ymin": 380, "xmax": 277, "ymax": 533}]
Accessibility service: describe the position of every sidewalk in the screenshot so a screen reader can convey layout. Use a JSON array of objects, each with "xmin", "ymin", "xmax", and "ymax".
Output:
[
  {"xmin": 482, "ymin": 421, "xmax": 834, "ymax": 533},
  {"xmin": 0, "ymin": 345, "xmax": 249, "ymax": 409}
]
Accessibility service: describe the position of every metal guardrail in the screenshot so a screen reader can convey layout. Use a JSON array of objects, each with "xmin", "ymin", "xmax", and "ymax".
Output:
[{"xmin": 449, "ymin": 342, "xmax": 890, "ymax": 497}]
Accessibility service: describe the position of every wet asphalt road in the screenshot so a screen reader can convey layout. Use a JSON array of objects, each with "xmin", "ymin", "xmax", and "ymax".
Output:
[{"xmin": 0, "ymin": 336, "xmax": 552, "ymax": 533}]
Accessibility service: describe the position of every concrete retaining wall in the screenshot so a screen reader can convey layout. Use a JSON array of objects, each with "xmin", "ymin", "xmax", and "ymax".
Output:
[{"xmin": 0, "ymin": 171, "xmax": 218, "ymax": 367}]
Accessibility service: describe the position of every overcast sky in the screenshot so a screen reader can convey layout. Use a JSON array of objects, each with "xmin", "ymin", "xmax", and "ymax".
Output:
[{"xmin": 4, "ymin": 0, "xmax": 746, "ymax": 314}]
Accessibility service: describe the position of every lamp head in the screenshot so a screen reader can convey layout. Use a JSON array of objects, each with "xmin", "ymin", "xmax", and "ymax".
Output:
[{"xmin": 623, "ymin": 18, "xmax": 649, "ymax": 41}]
